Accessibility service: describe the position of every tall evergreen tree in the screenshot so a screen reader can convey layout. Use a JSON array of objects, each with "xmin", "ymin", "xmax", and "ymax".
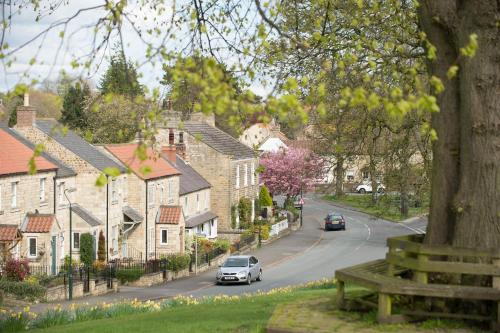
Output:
[
  {"xmin": 61, "ymin": 82, "xmax": 90, "ymax": 130},
  {"xmin": 99, "ymin": 52, "xmax": 144, "ymax": 98}
]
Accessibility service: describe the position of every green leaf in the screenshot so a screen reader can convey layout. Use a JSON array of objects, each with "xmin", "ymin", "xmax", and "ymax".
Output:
[
  {"xmin": 446, "ymin": 65, "xmax": 459, "ymax": 79},
  {"xmin": 460, "ymin": 33, "xmax": 478, "ymax": 58},
  {"xmin": 95, "ymin": 173, "xmax": 108, "ymax": 187},
  {"xmin": 103, "ymin": 167, "xmax": 121, "ymax": 178}
]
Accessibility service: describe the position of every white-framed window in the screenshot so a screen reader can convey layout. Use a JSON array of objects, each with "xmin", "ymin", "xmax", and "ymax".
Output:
[
  {"xmin": 11, "ymin": 182, "xmax": 18, "ymax": 208},
  {"xmin": 39, "ymin": 178, "xmax": 46, "ymax": 202},
  {"xmin": 168, "ymin": 179, "xmax": 173, "ymax": 201},
  {"xmin": 362, "ymin": 171, "xmax": 369, "ymax": 180},
  {"xmin": 58, "ymin": 182, "xmax": 65, "ymax": 206},
  {"xmin": 148, "ymin": 183, "xmax": 155, "ymax": 206},
  {"xmin": 123, "ymin": 176, "xmax": 128, "ymax": 200},
  {"xmin": 73, "ymin": 232, "xmax": 80, "ymax": 250},
  {"xmin": 28, "ymin": 237, "xmax": 37, "ymax": 258},
  {"xmin": 244, "ymin": 164, "xmax": 248, "ymax": 186},
  {"xmin": 160, "ymin": 229, "xmax": 168, "ymax": 245},
  {"xmin": 251, "ymin": 163, "xmax": 255, "ymax": 185},
  {"xmin": 112, "ymin": 226, "xmax": 118, "ymax": 252},
  {"xmin": 235, "ymin": 165, "xmax": 240, "ymax": 189},
  {"xmin": 111, "ymin": 179, "xmax": 117, "ymax": 202},
  {"xmin": 159, "ymin": 185, "xmax": 163, "ymax": 204},
  {"xmin": 196, "ymin": 193, "xmax": 200, "ymax": 212}
]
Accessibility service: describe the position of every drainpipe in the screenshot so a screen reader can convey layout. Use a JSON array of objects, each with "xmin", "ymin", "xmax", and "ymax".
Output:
[
  {"xmin": 106, "ymin": 179, "xmax": 109, "ymax": 262},
  {"xmin": 145, "ymin": 180, "xmax": 148, "ymax": 261},
  {"xmin": 53, "ymin": 177, "xmax": 57, "ymax": 214}
]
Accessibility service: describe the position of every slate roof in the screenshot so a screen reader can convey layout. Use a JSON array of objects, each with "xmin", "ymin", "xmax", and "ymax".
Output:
[
  {"xmin": 157, "ymin": 206, "xmax": 182, "ymax": 224},
  {"xmin": 36, "ymin": 119, "xmax": 127, "ymax": 173},
  {"xmin": 184, "ymin": 121, "xmax": 255, "ymax": 160},
  {"xmin": 0, "ymin": 225, "xmax": 21, "ymax": 241},
  {"xmin": 169, "ymin": 156, "xmax": 210, "ymax": 196},
  {"xmin": 185, "ymin": 211, "xmax": 217, "ymax": 228},
  {"xmin": 72, "ymin": 204, "xmax": 102, "ymax": 227},
  {"xmin": 22, "ymin": 214, "xmax": 55, "ymax": 233},
  {"xmin": 106, "ymin": 144, "xmax": 180, "ymax": 180},
  {"xmin": 3, "ymin": 125, "xmax": 76, "ymax": 178},
  {"xmin": 123, "ymin": 206, "xmax": 143, "ymax": 223},
  {"xmin": 0, "ymin": 128, "xmax": 57, "ymax": 176}
]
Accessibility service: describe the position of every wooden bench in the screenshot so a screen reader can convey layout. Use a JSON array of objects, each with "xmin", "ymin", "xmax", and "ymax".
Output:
[{"xmin": 335, "ymin": 234, "xmax": 500, "ymax": 328}]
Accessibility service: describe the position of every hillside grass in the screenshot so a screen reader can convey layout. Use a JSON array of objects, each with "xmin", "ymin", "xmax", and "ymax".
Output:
[{"xmin": 322, "ymin": 194, "xmax": 428, "ymax": 222}]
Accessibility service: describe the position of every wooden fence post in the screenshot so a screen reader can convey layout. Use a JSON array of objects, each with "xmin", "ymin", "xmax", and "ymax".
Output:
[
  {"xmin": 377, "ymin": 293, "xmax": 392, "ymax": 323},
  {"xmin": 492, "ymin": 256, "xmax": 500, "ymax": 333},
  {"xmin": 413, "ymin": 254, "xmax": 428, "ymax": 284},
  {"xmin": 336, "ymin": 280, "xmax": 345, "ymax": 309}
]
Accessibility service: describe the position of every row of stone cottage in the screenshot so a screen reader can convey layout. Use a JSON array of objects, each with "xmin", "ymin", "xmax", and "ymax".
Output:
[{"xmin": 0, "ymin": 94, "xmax": 259, "ymax": 268}]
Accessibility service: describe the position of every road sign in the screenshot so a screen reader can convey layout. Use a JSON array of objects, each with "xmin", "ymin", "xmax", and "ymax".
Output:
[{"xmin": 298, "ymin": 198, "xmax": 305, "ymax": 205}]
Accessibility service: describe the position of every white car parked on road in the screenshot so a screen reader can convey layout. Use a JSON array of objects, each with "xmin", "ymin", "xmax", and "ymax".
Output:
[{"xmin": 355, "ymin": 183, "xmax": 385, "ymax": 194}]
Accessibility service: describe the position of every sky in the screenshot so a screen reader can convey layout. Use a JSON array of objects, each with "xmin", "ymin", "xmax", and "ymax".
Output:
[{"xmin": 1, "ymin": 1, "xmax": 269, "ymax": 98}]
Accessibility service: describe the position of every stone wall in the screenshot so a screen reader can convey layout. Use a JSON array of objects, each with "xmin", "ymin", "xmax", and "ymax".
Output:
[
  {"xmin": 165, "ymin": 268, "xmax": 190, "ymax": 281},
  {"xmin": 45, "ymin": 281, "xmax": 84, "ymax": 302},
  {"xmin": 155, "ymin": 221, "xmax": 185, "ymax": 256},
  {"xmin": 195, "ymin": 251, "xmax": 230, "ymax": 274},
  {"xmin": 129, "ymin": 271, "xmax": 164, "ymax": 287}
]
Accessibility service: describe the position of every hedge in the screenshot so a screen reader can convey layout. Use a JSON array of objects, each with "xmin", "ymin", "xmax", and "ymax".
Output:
[
  {"xmin": 0, "ymin": 279, "xmax": 46, "ymax": 300},
  {"xmin": 116, "ymin": 268, "xmax": 143, "ymax": 283},
  {"xmin": 165, "ymin": 254, "xmax": 191, "ymax": 272}
]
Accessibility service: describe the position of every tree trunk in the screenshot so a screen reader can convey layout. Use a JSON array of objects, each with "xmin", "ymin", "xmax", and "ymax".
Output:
[
  {"xmin": 419, "ymin": 1, "xmax": 500, "ymax": 249},
  {"xmin": 335, "ymin": 156, "xmax": 345, "ymax": 197}
]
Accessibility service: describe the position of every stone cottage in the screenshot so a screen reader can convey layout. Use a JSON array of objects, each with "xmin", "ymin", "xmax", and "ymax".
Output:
[
  {"xmin": 0, "ymin": 125, "xmax": 70, "ymax": 269},
  {"xmin": 163, "ymin": 149, "xmax": 217, "ymax": 240},
  {"xmin": 104, "ymin": 144, "xmax": 185, "ymax": 259},
  {"xmin": 14, "ymin": 96, "xmax": 128, "ymax": 262},
  {"xmin": 156, "ymin": 114, "xmax": 259, "ymax": 231}
]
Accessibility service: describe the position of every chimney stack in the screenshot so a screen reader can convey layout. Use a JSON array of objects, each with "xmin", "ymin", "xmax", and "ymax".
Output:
[
  {"xmin": 161, "ymin": 145, "xmax": 177, "ymax": 164},
  {"xmin": 16, "ymin": 92, "xmax": 36, "ymax": 128}
]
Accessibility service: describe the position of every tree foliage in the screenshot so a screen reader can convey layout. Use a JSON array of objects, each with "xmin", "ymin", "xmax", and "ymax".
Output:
[
  {"xmin": 61, "ymin": 82, "xmax": 90, "ymax": 130},
  {"xmin": 97, "ymin": 230, "xmax": 106, "ymax": 262},
  {"xmin": 84, "ymin": 93, "xmax": 149, "ymax": 144},
  {"xmin": 260, "ymin": 147, "xmax": 325, "ymax": 197},
  {"xmin": 99, "ymin": 51, "xmax": 144, "ymax": 98}
]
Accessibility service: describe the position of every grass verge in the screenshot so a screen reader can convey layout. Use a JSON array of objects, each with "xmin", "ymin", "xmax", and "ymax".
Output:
[{"xmin": 322, "ymin": 194, "xmax": 427, "ymax": 222}]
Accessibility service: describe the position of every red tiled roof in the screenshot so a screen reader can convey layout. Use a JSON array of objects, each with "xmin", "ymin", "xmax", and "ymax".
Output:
[
  {"xmin": 106, "ymin": 144, "xmax": 180, "ymax": 180},
  {"xmin": 0, "ymin": 129, "xmax": 57, "ymax": 176},
  {"xmin": 157, "ymin": 206, "xmax": 182, "ymax": 224},
  {"xmin": 0, "ymin": 225, "xmax": 20, "ymax": 241},
  {"xmin": 24, "ymin": 214, "xmax": 55, "ymax": 233}
]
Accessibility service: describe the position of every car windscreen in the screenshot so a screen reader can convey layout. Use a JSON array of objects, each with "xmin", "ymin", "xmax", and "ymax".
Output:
[
  {"xmin": 328, "ymin": 214, "xmax": 343, "ymax": 220},
  {"xmin": 223, "ymin": 258, "xmax": 248, "ymax": 267}
]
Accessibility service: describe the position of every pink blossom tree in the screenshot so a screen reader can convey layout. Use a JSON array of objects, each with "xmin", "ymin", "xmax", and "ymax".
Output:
[{"xmin": 260, "ymin": 147, "xmax": 325, "ymax": 198}]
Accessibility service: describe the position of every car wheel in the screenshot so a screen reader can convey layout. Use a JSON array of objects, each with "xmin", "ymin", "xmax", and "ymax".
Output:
[
  {"xmin": 247, "ymin": 274, "xmax": 252, "ymax": 285},
  {"xmin": 359, "ymin": 188, "xmax": 366, "ymax": 194},
  {"xmin": 257, "ymin": 270, "xmax": 263, "ymax": 281}
]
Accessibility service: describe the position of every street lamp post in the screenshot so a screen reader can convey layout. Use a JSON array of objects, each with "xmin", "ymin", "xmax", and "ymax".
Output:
[
  {"xmin": 300, "ymin": 188, "xmax": 303, "ymax": 227},
  {"xmin": 64, "ymin": 188, "xmax": 76, "ymax": 300}
]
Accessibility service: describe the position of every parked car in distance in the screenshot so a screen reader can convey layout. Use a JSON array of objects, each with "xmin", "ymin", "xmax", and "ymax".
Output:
[
  {"xmin": 324, "ymin": 213, "xmax": 346, "ymax": 231},
  {"xmin": 356, "ymin": 182, "xmax": 385, "ymax": 194},
  {"xmin": 216, "ymin": 255, "xmax": 262, "ymax": 285}
]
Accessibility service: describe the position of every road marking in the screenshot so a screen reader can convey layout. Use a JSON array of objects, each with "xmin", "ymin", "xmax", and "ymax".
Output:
[
  {"xmin": 352, "ymin": 221, "xmax": 371, "ymax": 251},
  {"xmin": 399, "ymin": 223, "xmax": 425, "ymax": 234}
]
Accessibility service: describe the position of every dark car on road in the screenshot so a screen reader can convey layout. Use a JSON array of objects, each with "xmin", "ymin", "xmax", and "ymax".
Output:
[{"xmin": 324, "ymin": 213, "xmax": 346, "ymax": 231}]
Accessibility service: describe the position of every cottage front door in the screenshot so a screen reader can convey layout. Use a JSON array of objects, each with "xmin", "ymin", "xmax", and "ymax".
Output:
[{"xmin": 51, "ymin": 236, "xmax": 57, "ymax": 275}]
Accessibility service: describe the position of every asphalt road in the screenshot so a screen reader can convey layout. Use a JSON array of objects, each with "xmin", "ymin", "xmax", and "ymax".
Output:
[{"xmin": 26, "ymin": 195, "xmax": 427, "ymax": 312}]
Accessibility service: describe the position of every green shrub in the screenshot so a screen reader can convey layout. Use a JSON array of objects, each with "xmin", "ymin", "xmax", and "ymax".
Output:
[
  {"xmin": 98, "ymin": 230, "xmax": 106, "ymax": 261},
  {"xmin": 79, "ymin": 233, "xmax": 94, "ymax": 267},
  {"xmin": 165, "ymin": 253, "xmax": 191, "ymax": 272},
  {"xmin": 259, "ymin": 185, "xmax": 273, "ymax": 207},
  {"xmin": 0, "ymin": 279, "xmax": 46, "ymax": 300},
  {"xmin": 231, "ymin": 205, "xmax": 237, "ymax": 229},
  {"xmin": 37, "ymin": 275, "xmax": 65, "ymax": 288},
  {"xmin": 213, "ymin": 239, "xmax": 230, "ymax": 251},
  {"xmin": 238, "ymin": 198, "xmax": 252, "ymax": 229},
  {"xmin": 116, "ymin": 268, "xmax": 143, "ymax": 283}
]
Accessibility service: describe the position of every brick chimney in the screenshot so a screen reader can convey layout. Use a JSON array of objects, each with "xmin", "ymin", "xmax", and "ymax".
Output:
[
  {"xmin": 16, "ymin": 93, "xmax": 36, "ymax": 127},
  {"xmin": 162, "ymin": 145, "xmax": 177, "ymax": 164}
]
